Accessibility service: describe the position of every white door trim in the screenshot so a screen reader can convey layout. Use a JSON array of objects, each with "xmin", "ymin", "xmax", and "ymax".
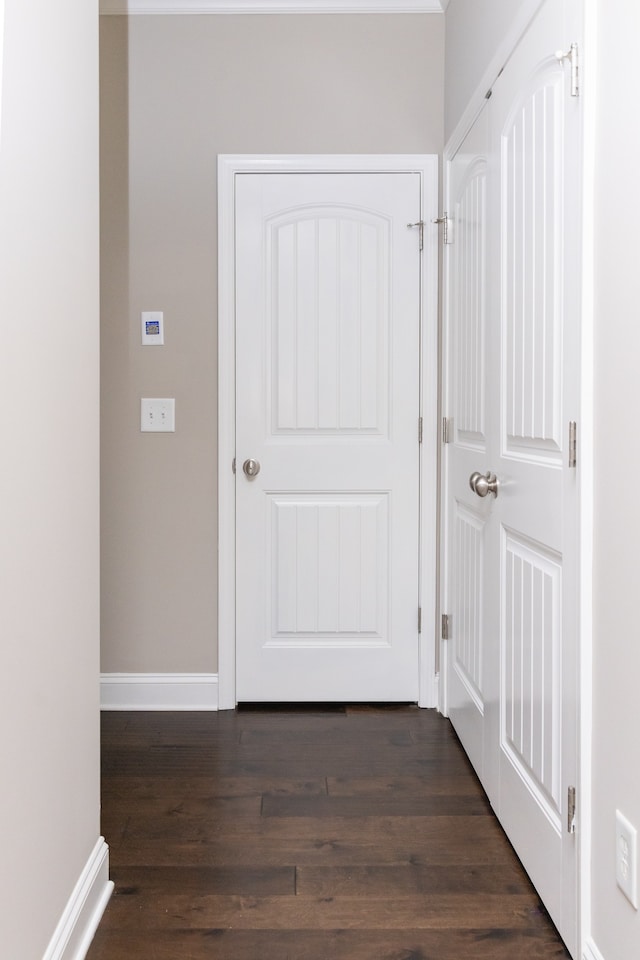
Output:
[{"xmin": 218, "ymin": 154, "xmax": 439, "ymax": 710}]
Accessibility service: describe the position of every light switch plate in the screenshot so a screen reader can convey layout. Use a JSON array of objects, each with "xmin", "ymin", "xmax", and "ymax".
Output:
[
  {"xmin": 141, "ymin": 398, "xmax": 175, "ymax": 432},
  {"xmin": 616, "ymin": 809, "xmax": 638, "ymax": 909},
  {"xmin": 141, "ymin": 311, "xmax": 164, "ymax": 346}
]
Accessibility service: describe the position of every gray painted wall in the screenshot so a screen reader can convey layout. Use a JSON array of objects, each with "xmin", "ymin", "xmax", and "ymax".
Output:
[
  {"xmin": 100, "ymin": 13, "xmax": 445, "ymax": 674},
  {"xmin": 444, "ymin": 0, "xmax": 540, "ymax": 141},
  {"xmin": 591, "ymin": 1, "xmax": 640, "ymax": 955},
  {"xmin": 0, "ymin": 0, "xmax": 101, "ymax": 955}
]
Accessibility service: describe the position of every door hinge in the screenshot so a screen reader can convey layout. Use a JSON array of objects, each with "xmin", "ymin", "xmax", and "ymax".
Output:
[
  {"xmin": 441, "ymin": 613, "xmax": 450, "ymax": 640},
  {"xmin": 418, "ymin": 607, "xmax": 422, "ymax": 633},
  {"xmin": 418, "ymin": 416, "xmax": 423, "ymax": 445},
  {"xmin": 556, "ymin": 42, "xmax": 579, "ymax": 97},
  {"xmin": 567, "ymin": 785, "xmax": 577, "ymax": 834},
  {"xmin": 232, "ymin": 457, "xmax": 236, "ymax": 474},
  {"xmin": 568, "ymin": 421, "xmax": 577, "ymax": 469},
  {"xmin": 442, "ymin": 416, "xmax": 453, "ymax": 444},
  {"xmin": 407, "ymin": 220, "xmax": 424, "ymax": 251},
  {"xmin": 432, "ymin": 213, "xmax": 453, "ymax": 245}
]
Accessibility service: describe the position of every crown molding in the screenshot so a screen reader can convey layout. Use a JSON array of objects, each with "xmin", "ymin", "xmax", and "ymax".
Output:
[{"xmin": 100, "ymin": 0, "xmax": 447, "ymax": 14}]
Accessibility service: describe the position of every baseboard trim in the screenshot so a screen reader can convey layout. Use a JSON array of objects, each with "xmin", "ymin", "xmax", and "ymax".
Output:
[
  {"xmin": 583, "ymin": 938, "xmax": 606, "ymax": 960},
  {"xmin": 100, "ymin": 672, "xmax": 219, "ymax": 710},
  {"xmin": 42, "ymin": 837, "xmax": 113, "ymax": 960}
]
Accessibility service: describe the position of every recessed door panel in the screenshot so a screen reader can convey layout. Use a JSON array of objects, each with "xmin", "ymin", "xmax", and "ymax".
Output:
[
  {"xmin": 453, "ymin": 160, "xmax": 487, "ymax": 449},
  {"xmin": 270, "ymin": 212, "xmax": 390, "ymax": 436},
  {"xmin": 502, "ymin": 72, "xmax": 564, "ymax": 462},
  {"xmin": 502, "ymin": 529, "xmax": 562, "ymax": 830},
  {"xmin": 269, "ymin": 494, "xmax": 389, "ymax": 644},
  {"xmin": 453, "ymin": 501, "xmax": 486, "ymax": 709}
]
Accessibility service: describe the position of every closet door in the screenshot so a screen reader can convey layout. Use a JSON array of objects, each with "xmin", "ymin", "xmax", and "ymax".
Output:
[
  {"xmin": 444, "ymin": 0, "xmax": 582, "ymax": 952},
  {"xmin": 489, "ymin": 0, "xmax": 581, "ymax": 950},
  {"xmin": 443, "ymin": 104, "xmax": 498, "ymax": 801}
]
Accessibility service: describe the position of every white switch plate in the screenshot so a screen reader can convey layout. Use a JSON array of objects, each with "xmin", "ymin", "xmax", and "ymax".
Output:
[
  {"xmin": 141, "ymin": 398, "xmax": 175, "ymax": 432},
  {"xmin": 616, "ymin": 809, "xmax": 638, "ymax": 909},
  {"xmin": 141, "ymin": 311, "xmax": 164, "ymax": 346}
]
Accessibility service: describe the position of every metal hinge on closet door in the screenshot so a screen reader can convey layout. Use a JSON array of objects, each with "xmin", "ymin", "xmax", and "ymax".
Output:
[
  {"xmin": 556, "ymin": 42, "xmax": 579, "ymax": 97},
  {"xmin": 441, "ymin": 613, "xmax": 450, "ymax": 641},
  {"xmin": 432, "ymin": 213, "xmax": 453, "ymax": 245},
  {"xmin": 407, "ymin": 220, "xmax": 424, "ymax": 251},
  {"xmin": 567, "ymin": 786, "xmax": 577, "ymax": 834},
  {"xmin": 568, "ymin": 421, "xmax": 577, "ymax": 469}
]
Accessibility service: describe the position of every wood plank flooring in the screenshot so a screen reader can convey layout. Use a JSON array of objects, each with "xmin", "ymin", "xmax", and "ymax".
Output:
[{"xmin": 88, "ymin": 706, "xmax": 570, "ymax": 959}]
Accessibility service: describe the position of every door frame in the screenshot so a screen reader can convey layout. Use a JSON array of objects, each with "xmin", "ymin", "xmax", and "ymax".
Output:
[
  {"xmin": 438, "ymin": 0, "xmax": 592, "ymax": 954},
  {"xmin": 218, "ymin": 154, "xmax": 439, "ymax": 710}
]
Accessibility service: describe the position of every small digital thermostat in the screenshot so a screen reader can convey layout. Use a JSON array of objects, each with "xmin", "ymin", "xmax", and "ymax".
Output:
[{"xmin": 141, "ymin": 311, "xmax": 164, "ymax": 346}]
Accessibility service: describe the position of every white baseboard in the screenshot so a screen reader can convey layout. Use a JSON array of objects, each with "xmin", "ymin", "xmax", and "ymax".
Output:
[
  {"xmin": 42, "ymin": 837, "xmax": 113, "ymax": 960},
  {"xmin": 100, "ymin": 672, "xmax": 219, "ymax": 710},
  {"xmin": 583, "ymin": 938, "xmax": 606, "ymax": 960}
]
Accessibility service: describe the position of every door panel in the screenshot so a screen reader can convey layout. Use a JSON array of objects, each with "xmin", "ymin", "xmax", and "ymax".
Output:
[
  {"xmin": 501, "ymin": 66, "xmax": 564, "ymax": 462},
  {"xmin": 235, "ymin": 172, "xmax": 421, "ymax": 702},
  {"xmin": 445, "ymin": 104, "xmax": 495, "ymax": 797},
  {"xmin": 444, "ymin": 0, "xmax": 580, "ymax": 953},
  {"xmin": 491, "ymin": 1, "xmax": 580, "ymax": 949}
]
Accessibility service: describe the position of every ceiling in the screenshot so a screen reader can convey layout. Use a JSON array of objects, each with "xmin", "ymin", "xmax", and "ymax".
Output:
[{"xmin": 99, "ymin": 0, "xmax": 449, "ymax": 14}]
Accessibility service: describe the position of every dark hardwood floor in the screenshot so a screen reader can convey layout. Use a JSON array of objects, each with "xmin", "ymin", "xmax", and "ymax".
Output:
[{"xmin": 88, "ymin": 706, "xmax": 570, "ymax": 959}]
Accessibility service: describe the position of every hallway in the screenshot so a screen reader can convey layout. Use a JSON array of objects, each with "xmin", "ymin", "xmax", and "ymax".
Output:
[{"xmin": 89, "ymin": 706, "xmax": 569, "ymax": 958}]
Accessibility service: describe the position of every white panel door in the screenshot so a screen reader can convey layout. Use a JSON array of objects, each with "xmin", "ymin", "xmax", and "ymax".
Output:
[
  {"xmin": 235, "ymin": 172, "xmax": 421, "ymax": 702},
  {"xmin": 443, "ymin": 105, "xmax": 499, "ymax": 801},
  {"xmin": 490, "ymin": 1, "xmax": 580, "ymax": 951},
  {"xmin": 443, "ymin": 0, "xmax": 581, "ymax": 953}
]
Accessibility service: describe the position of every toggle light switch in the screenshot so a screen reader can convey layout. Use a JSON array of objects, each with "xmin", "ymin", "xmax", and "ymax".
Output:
[{"xmin": 141, "ymin": 398, "xmax": 175, "ymax": 432}]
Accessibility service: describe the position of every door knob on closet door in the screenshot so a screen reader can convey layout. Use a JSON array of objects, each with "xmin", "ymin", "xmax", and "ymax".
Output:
[
  {"xmin": 469, "ymin": 471, "xmax": 499, "ymax": 498},
  {"xmin": 243, "ymin": 458, "xmax": 261, "ymax": 478}
]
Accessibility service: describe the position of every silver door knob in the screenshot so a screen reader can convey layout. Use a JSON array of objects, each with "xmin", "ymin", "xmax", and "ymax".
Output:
[
  {"xmin": 469, "ymin": 470, "xmax": 499, "ymax": 498},
  {"xmin": 242, "ymin": 458, "xmax": 260, "ymax": 478}
]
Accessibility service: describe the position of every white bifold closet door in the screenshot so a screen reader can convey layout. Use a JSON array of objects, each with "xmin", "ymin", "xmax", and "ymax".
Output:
[{"xmin": 443, "ymin": 0, "xmax": 581, "ymax": 954}]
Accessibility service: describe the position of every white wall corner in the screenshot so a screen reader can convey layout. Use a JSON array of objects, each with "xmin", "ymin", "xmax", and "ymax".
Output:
[
  {"xmin": 42, "ymin": 838, "xmax": 113, "ymax": 960},
  {"xmin": 101, "ymin": 673, "xmax": 219, "ymax": 710},
  {"xmin": 583, "ymin": 938, "xmax": 606, "ymax": 960},
  {"xmin": 99, "ymin": 0, "xmax": 447, "ymax": 14},
  {"xmin": 444, "ymin": 0, "xmax": 545, "ymax": 158}
]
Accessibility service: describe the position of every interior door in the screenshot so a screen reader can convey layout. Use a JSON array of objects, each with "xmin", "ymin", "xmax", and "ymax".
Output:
[
  {"xmin": 490, "ymin": 1, "xmax": 580, "ymax": 950},
  {"xmin": 443, "ymin": 0, "xmax": 581, "ymax": 953},
  {"xmin": 235, "ymin": 172, "xmax": 422, "ymax": 702},
  {"xmin": 443, "ymin": 105, "xmax": 499, "ymax": 802}
]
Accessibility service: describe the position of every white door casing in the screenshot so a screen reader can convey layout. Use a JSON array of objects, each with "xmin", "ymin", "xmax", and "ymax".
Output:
[
  {"xmin": 442, "ymin": 0, "xmax": 582, "ymax": 954},
  {"xmin": 218, "ymin": 156, "xmax": 439, "ymax": 709}
]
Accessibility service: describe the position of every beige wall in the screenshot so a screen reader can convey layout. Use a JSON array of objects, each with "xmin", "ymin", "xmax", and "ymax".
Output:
[
  {"xmin": 444, "ymin": 0, "xmax": 539, "ymax": 140},
  {"xmin": 591, "ymin": 1, "xmax": 640, "ymax": 955},
  {"xmin": 0, "ymin": 0, "xmax": 101, "ymax": 955},
  {"xmin": 100, "ymin": 13, "xmax": 445, "ymax": 674}
]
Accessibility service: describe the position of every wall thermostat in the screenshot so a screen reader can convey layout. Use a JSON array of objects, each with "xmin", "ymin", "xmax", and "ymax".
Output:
[{"xmin": 141, "ymin": 311, "xmax": 164, "ymax": 346}]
